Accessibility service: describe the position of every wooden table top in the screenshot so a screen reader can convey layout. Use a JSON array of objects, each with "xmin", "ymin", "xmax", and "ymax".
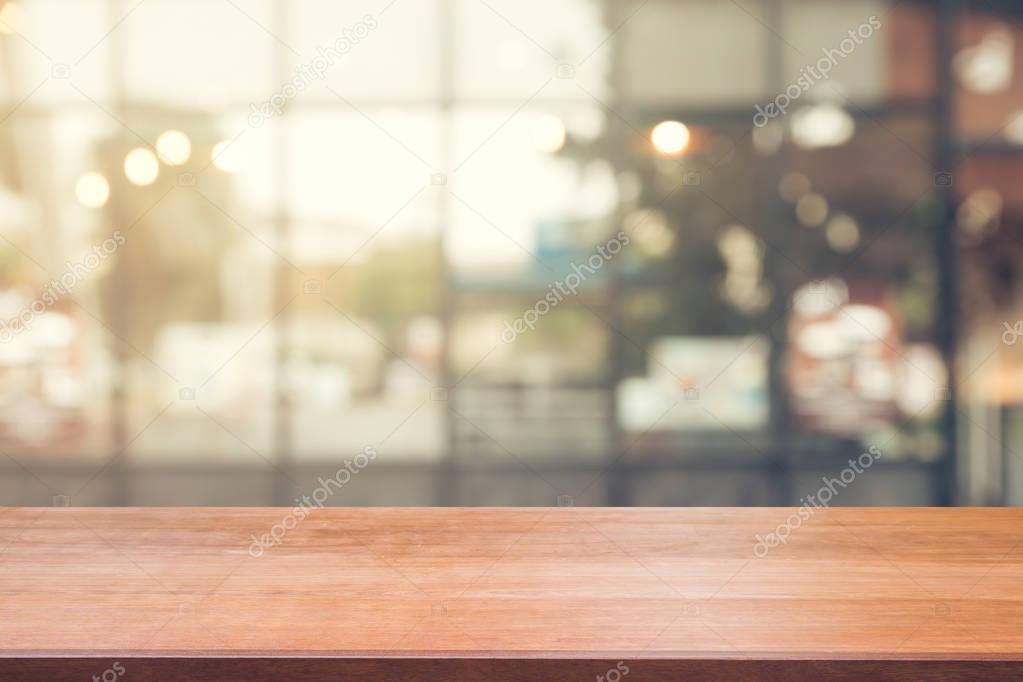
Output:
[{"xmin": 3, "ymin": 507, "xmax": 1023, "ymax": 680}]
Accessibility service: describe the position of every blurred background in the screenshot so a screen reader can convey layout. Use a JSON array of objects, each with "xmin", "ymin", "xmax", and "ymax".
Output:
[{"xmin": 0, "ymin": 0, "xmax": 1020, "ymax": 506}]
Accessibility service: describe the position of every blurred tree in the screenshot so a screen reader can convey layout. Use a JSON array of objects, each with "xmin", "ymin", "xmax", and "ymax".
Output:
[{"xmin": 331, "ymin": 235, "xmax": 441, "ymax": 352}]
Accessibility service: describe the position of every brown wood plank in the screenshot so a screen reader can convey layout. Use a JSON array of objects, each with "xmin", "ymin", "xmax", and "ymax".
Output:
[{"xmin": 2, "ymin": 507, "xmax": 1022, "ymax": 680}]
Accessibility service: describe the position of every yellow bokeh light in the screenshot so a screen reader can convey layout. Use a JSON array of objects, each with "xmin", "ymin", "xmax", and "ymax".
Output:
[
  {"xmin": 124, "ymin": 148, "xmax": 160, "ymax": 186},
  {"xmin": 211, "ymin": 140, "xmax": 244, "ymax": 173},
  {"xmin": 778, "ymin": 172, "xmax": 811, "ymax": 203},
  {"xmin": 826, "ymin": 215, "xmax": 860, "ymax": 252},
  {"xmin": 75, "ymin": 172, "xmax": 110, "ymax": 208},
  {"xmin": 795, "ymin": 193, "xmax": 828, "ymax": 227},
  {"xmin": 650, "ymin": 120, "xmax": 690, "ymax": 155},
  {"xmin": 156, "ymin": 130, "xmax": 191, "ymax": 166}
]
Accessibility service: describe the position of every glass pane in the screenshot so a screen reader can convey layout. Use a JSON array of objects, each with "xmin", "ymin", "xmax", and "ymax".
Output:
[
  {"xmin": 290, "ymin": 0, "xmax": 439, "ymax": 100},
  {"xmin": 450, "ymin": 303, "xmax": 612, "ymax": 463},
  {"xmin": 448, "ymin": 106, "xmax": 614, "ymax": 275},
  {"xmin": 781, "ymin": 0, "xmax": 891, "ymax": 105},
  {"xmin": 616, "ymin": 121, "xmax": 761, "ymax": 285},
  {"xmin": 109, "ymin": 114, "xmax": 281, "ymax": 463},
  {"xmin": 123, "ymin": 0, "xmax": 275, "ymax": 106},
  {"xmin": 618, "ymin": 0, "xmax": 768, "ymax": 104},
  {"xmin": 2, "ymin": 0, "xmax": 112, "ymax": 104},
  {"xmin": 885, "ymin": 0, "xmax": 937, "ymax": 100},
  {"xmin": 954, "ymin": 11, "xmax": 1023, "ymax": 144},
  {"xmin": 285, "ymin": 110, "xmax": 440, "ymax": 229},
  {"xmin": 782, "ymin": 112, "xmax": 946, "ymax": 448},
  {"xmin": 453, "ymin": 0, "xmax": 608, "ymax": 100},
  {"xmin": 958, "ymin": 155, "xmax": 1023, "ymax": 410},
  {"xmin": 285, "ymin": 311, "xmax": 444, "ymax": 462},
  {"xmin": 284, "ymin": 110, "xmax": 443, "ymax": 461},
  {"xmin": 617, "ymin": 290, "xmax": 771, "ymax": 443},
  {"xmin": 0, "ymin": 112, "xmax": 117, "ymax": 465}
]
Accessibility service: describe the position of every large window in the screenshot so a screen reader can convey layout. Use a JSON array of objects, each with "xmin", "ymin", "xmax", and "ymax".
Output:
[{"xmin": 0, "ymin": 0, "xmax": 1014, "ymax": 506}]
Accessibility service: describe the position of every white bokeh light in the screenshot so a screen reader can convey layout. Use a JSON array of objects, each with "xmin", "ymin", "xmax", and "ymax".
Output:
[
  {"xmin": 791, "ymin": 104, "xmax": 855, "ymax": 149},
  {"xmin": 156, "ymin": 130, "xmax": 192, "ymax": 166},
  {"xmin": 75, "ymin": 172, "xmax": 110, "ymax": 208},
  {"xmin": 124, "ymin": 148, "xmax": 160, "ymax": 186},
  {"xmin": 211, "ymin": 140, "xmax": 245, "ymax": 173},
  {"xmin": 650, "ymin": 120, "xmax": 690, "ymax": 155}
]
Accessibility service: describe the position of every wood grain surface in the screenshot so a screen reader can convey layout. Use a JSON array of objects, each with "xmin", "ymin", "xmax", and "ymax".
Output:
[{"xmin": 2, "ymin": 507, "xmax": 1022, "ymax": 680}]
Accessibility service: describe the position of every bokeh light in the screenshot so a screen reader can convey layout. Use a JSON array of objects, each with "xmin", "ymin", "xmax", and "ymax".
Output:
[
  {"xmin": 211, "ymin": 140, "xmax": 244, "ymax": 173},
  {"xmin": 75, "ymin": 172, "xmax": 110, "ymax": 208},
  {"xmin": 650, "ymin": 120, "xmax": 690, "ymax": 155},
  {"xmin": 124, "ymin": 148, "xmax": 160, "ymax": 186},
  {"xmin": 156, "ymin": 130, "xmax": 192, "ymax": 166}
]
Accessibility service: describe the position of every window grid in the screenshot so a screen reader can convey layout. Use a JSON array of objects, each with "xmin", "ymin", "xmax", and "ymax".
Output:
[{"xmin": 0, "ymin": 0, "xmax": 990, "ymax": 505}]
